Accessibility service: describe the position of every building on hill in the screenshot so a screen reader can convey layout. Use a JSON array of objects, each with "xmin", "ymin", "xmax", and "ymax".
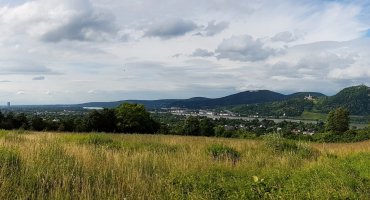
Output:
[{"xmin": 304, "ymin": 94, "xmax": 314, "ymax": 101}]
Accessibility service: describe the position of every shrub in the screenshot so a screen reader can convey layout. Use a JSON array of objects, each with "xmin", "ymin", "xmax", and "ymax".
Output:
[
  {"xmin": 78, "ymin": 134, "xmax": 122, "ymax": 149},
  {"xmin": 312, "ymin": 130, "xmax": 370, "ymax": 143},
  {"xmin": 354, "ymin": 130, "xmax": 370, "ymax": 142},
  {"xmin": 207, "ymin": 144, "xmax": 241, "ymax": 165},
  {"xmin": 251, "ymin": 176, "xmax": 281, "ymax": 199},
  {"xmin": 264, "ymin": 134, "xmax": 319, "ymax": 159},
  {"xmin": 264, "ymin": 134, "xmax": 298, "ymax": 153}
]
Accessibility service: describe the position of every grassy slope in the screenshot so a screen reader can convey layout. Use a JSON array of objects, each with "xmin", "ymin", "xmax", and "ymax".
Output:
[
  {"xmin": 299, "ymin": 111, "xmax": 369, "ymax": 128},
  {"xmin": 300, "ymin": 111, "xmax": 327, "ymax": 121},
  {"xmin": 0, "ymin": 131, "xmax": 370, "ymax": 199}
]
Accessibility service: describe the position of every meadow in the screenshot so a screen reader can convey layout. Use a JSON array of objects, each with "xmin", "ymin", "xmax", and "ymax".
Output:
[{"xmin": 0, "ymin": 130, "xmax": 370, "ymax": 199}]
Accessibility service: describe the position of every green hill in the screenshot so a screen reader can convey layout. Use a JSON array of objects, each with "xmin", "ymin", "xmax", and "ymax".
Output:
[
  {"xmin": 77, "ymin": 85, "xmax": 369, "ymax": 116},
  {"xmin": 170, "ymin": 90, "xmax": 287, "ymax": 109},
  {"xmin": 315, "ymin": 85, "xmax": 370, "ymax": 115},
  {"xmin": 229, "ymin": 85, "xmax": 369, "ymax": 117},
  {"xmin": 229, "ymin": 98, "xmax": 316, "ymax": 117}
]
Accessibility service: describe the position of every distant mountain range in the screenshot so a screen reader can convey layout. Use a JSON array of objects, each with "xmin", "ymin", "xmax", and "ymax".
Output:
[
  {"xmin": 77, "ymin": 90, "xmax": 323, "ymax": 109},
  {"xmin": 77, "ymin": 85, "xmax": 370, "ymax": 116}
]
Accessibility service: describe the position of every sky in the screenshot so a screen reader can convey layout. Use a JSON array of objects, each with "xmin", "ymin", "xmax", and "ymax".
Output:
[{"xmin": 0, "ymin": 0, "xmax": 370, "ymax": 104}]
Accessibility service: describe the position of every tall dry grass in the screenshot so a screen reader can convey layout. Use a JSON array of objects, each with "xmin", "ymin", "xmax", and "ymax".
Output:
[{"xmin": 0, "ymin": 130, "xmax": 368, "ymax": 199}]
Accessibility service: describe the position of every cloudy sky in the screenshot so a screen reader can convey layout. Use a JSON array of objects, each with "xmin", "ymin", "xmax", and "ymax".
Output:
[{"xmin": 0, "ymin": 0, "xmax": 370, "ymax": 104}]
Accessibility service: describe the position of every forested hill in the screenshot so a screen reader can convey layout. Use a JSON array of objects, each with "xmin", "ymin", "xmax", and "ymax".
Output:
[
  {"xmin": 315, "ymin": 85, "xmax": 370, "ymax": 115},
  {"xmin": 77, "ymin": 99, "xmax": 179, "ymax": 109},
  {"xmin": 229, "ymin": 85, "xmax": 370, "ymax": 116},
  {"xmin": 77, "ymin": 90, "xmax": 289, "ymax": 109},
  {"xmin": 76, "ymin": 85, "xmax": 369, "ymax": 116},
  {"xmin": 170, "ymin": 90, "xmax": 287, "ymax": 108},
  {"xmin": 77, "ymin": 90, "xmax": 325, "ymax": 109},
  {"xmin": 287, "ymin": 92, "xmax": 326, "ymax": 99}
]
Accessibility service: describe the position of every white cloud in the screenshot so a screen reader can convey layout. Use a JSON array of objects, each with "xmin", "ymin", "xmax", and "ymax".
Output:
[
  {"xmin": 88, "ymin": 89, "xmax": 97, "ymax": 94},
  {"xmin": 271, "ymin": 31, "xmax": 302, "ymax": 43},
  {"xmin": 191, "ymin": 48, "xmax": 214, "ymax": 57},
  {"xmin": 328, "ymin": 65, "xmax": 370, "ymax": 80},
  {"xmin": 0, "ymin": 0, "xmax": 369, "ymax": 104},
  {"xmin": 201, "ymin": 21, "xmax": 229, "ymax": 36},
  {"xmin": 216, "ymin": 35, "xmax": 277, "ymax": 61},
  {"xmin": 32, "ymin": 76, "xmax": 45, "ymax": 80},
  {"xmin": 16, "ymin": 91, "xmax": 25, "ymax": 95},
  {"xmin": 0, "ymin": 0, "xmax": 117, "ymax": 42}
]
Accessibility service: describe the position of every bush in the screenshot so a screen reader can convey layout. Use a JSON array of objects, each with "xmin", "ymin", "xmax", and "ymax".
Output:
[
  {"xmin": 84, "ymin": 134, "xmax": 114, "ymax": 145},
  {"xmin": 207, "ymin": 144, "xmax": 241, "ymax": 165},
  {"xmin": 264, "ymin": 134, "xmax": 319, "ymax": 159},
  {"xmin": 251, "ymin": 176, "xmax": 281, "ymax": 199},
  {"xmin": 264, "ymin": 134, "xmax": 299, "ymax": 153},
  {"xmin": 312, "ymin": 130, "xmax": 370, "ymax": 143},
  {"xmin": 78, "ymin": 134, "xmax": 122, "ymax": 149},
  {"xmin": 353, "ymin": 130, "xmax": 370, "ymax": 142}
]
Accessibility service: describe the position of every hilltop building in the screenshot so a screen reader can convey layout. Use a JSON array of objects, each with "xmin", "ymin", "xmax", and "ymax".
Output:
[{"xmin": 304, "ymin": 94, "xmax": 314, "ymax": 101}]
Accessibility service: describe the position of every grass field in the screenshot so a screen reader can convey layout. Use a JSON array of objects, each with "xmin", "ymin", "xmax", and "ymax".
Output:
[
  {"xmin": 0, "ymin": 130, "xmax": 370, "ymax": 199},
  {"xmin": 300, "ymin": 111, "xmax": 327, "ymax": 121}
]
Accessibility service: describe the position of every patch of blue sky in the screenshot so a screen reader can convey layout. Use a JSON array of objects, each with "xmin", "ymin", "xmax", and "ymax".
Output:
[{"xmin": 0, "ymin": 0, "xmax": 26, "ymax": 6}]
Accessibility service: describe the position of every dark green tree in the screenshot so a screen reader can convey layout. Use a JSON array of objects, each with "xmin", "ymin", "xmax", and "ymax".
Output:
[
  {"xmin": 85, "ymin": 110, "xmax": 104, "ymax": 132},
  {"xmin": 74, "ymin": 117, "xmax": 87, "ymax": 132},
  {"xmin": 60, "ymin": 118, "xmax": 76, "ymax": 132},
  {"xmin": 199, "ymin": 118, "xmax": 215, "ymax": 136},
  {"xmin": 1, "ymin": 112, "xmax": 15, "ymax": 130},
  {"xmin": 30, "ymin": 116, "xmax": 45, "ymax": 131},
  {"xmin": 100, "ymin": 109, "xmax": 117, "ymax": 132},
  {"xmin": 214, "ymin": 125, "xmax": 226, "ymax": 137},
  {"xmin": 14, "ymin": 113, "xmax": 29, "ymax": 129},
  {"xmin": 85, "ymin": 109, "xmax": 117, "ymax": 132},
  {"xmin": 0, "ymin": 111, "xmax": 4, "ymax": 123},
  {"xmin": 182, "ymin": 116, "xmax": 200, "ymax": 135},
  {"xmin": 115, "ymin": 103, "xmax": 159, "ymax": 133},
  {"xmin": 325, "ymin": 107, "xmax": 350, "ymax": 133}
]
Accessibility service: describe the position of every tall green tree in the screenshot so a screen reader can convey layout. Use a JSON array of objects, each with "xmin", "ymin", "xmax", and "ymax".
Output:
[
  {"xmin": 30, "ymin": 116, "xmax": 45, "ymax": 131},
  {"xmin": 182, "ymin": 116, "xmax": 200, "ymax": 135},
  {"xmin": 325, "ymin": 107, "xmax": 350, "ymax": 133},
  {"xmin": 85, "ymin": 109, "xmax": 116, "ymax": 132},
  {"xmin": 115, "ymin": 103, "xmax": 159, "ymax": 133},
  {"xmin": 199, "ymin": 118, "xmax": 215, "ymax": 136}
]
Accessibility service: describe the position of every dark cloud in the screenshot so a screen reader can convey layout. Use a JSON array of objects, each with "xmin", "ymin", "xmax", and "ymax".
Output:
[
  {"xmin": 172, "ymin": 53, "xmax": 183, "ymax": 58},
  {"xmin": 216, "ymin": 35, "xmax": 276, "ymax": 62},
  {"xmin": 32, "ymin": 76, "xmax": 45, "ymax": 81},
  {"xmin": 203, "ymin": 21, "xmax": 229, "ymax": 36},
  {"xmin": 271, "ymin": 31, "xmax": 300, "ymax": 43},
  {"xmin": 191, "ymin": 48, "xmax": 214, "ymax": 57},
  {"xmin": 144, "ymin": 18, "xmax": 198, "ymax": 39},
  {"xmin": 41, "ymin": 12, "xmax": 117, "ymax": 42},
  {"xmin": 0, "ymin": 61, "xmax": 61, "ymax": 75}
]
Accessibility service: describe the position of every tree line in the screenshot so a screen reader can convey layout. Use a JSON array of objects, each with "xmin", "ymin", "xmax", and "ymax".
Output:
[
  {"xmin": 0, "ymin": 103, "xmax": 159, "ymax": 133},
  {"xmin": 0, "ymin": 103, "xmax": 368, "ymax": 143}
]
